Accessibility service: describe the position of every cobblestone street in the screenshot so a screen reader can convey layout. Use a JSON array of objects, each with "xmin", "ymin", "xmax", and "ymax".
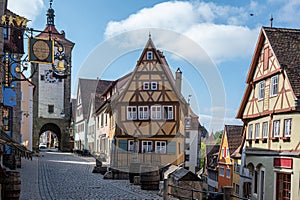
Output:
[{"xmin": 17, "ymin": 152, "xmax": 162, "ymax": 200}]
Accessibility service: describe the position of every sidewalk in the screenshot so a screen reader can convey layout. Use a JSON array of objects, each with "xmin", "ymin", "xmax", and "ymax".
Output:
[{"xmin": 17, "ymin": 157, "xmax": 41, "ymax": 200}]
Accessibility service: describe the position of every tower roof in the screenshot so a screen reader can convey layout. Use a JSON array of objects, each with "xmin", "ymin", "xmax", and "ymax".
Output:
[{"xmin": 46, "ymin": 0, "xmax": 55, "ymax": 26}]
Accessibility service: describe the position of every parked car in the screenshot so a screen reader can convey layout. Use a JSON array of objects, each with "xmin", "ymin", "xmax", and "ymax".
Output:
[{"xmin": 39, "ymin": 143, "xmax": 47, "ymax": 149}]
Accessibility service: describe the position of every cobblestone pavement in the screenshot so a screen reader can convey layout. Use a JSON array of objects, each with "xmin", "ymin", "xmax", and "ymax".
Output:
[{"xmin": 18, "ymin": 152, "xmax": 163, "ymax": 200}]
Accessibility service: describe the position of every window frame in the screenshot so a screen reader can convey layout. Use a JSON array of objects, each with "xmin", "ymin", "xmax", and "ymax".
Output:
[
  {"xmin": 220, "ymin": 167, "xmax": 224, "ymax": 177},
  {"xmin": 248, "ymin": 124, "xmax": 253, "ymax": 140},
  {"xmin": 155, "ymin": 141, "xmax": 166, "ymax": 154},
  {"xmin": 255, "ymin": 123, "xmax": 260, "ymax": 139},
  {"xmin": 138, "ymin": 106, "xmax": 149, "ymax": 120},
  {"xmin": 284, "ymin": 118, "xmax": 292, "ymax": 137},
  {"xmin": 143, "ymin": 82, "xmax": 150, "ymax": 90},
  {"xmin": 151, "ymin": 105, "xmax": 161, "ymax": 120},
  {"xmin": 262, "ymin": 122, "xmax": 268, "ymax": 138},
  {"xmin": 258, "ymin": 80, "xmax": 265, "ymax": 100},
  {"xmin": 146, "ymin": 51, "xmax": 153, "ymax": 60},
  {"xmin": 127, "ymin": 106, "xmax": 137, "ymax": 120},
  {"xmin": 273, "ymin": 120, "xmax": 280, "ymax": 138},
  {"xmin": 48, "ymin": 104, "xmax": 54, "ymax": 113},
  {"xmin": 142, "ymin": 140, "xmax": 153, "ymax": 153},
  {"xmin": 151, "ymin": 82, "xmax": 158, "ymax": 90},
  {"xmin": 163, "ymin": 106, "xmax": 174, "ymax": 120},
  {"xmin": 270, "ymin": 75, "xmax": 278, "ymax": 97},
  {"xmin": 226, "ymin": 168, "xmax": 231, "ymax": 179}
]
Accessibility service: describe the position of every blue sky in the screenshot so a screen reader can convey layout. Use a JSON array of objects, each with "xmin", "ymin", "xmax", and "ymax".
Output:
[{"xmin": 8, "ymin": 0, "xmax": 299, "ymax": 132}]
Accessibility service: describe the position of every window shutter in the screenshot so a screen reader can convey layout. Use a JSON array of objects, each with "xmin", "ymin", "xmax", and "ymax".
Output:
[
  {"xmin": 118, "ymin": 140, "xmax": 128, "ymax": 152},
  {"xmin": 167, "ymin": 142, "xmax": 176, "ymax": 154}
]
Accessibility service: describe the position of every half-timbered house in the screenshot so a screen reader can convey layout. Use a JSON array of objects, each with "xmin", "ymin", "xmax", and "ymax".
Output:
[
  {"xmin": 109, "ymin": 36, "xmax": 190, "ymax": 169},
  {"xmin": 217, "ymin": 125, "xmax": 243, "ymax": 194},
  {"xmin": 237, "ymin": 27, "xmax": 300, "ymax": 200}
]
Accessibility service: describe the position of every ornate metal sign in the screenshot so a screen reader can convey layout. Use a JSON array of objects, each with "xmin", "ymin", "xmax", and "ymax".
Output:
[
  {"xmin": 52, "ymin": 41, "xmax": 71, "ymax": 77},
  {"xmin": 28, "ymin": 37, "xmax": 54, "ymax": 64}
]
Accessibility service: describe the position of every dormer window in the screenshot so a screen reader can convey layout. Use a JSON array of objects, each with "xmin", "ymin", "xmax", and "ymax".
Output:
[{"xmin": 146, "ymin": 51, "xmax": 153, "ymax": 60}]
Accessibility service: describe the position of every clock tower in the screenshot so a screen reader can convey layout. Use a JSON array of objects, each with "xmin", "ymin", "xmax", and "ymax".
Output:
[{"xmin": 31, "ymin": 1, "xmax": 75, "ymax": 151}]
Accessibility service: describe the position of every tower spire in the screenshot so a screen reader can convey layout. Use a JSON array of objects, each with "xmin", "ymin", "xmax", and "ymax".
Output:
[
  {"xmin": 46, "ymin": 0, "xmax": 55, "ymax": 26},
  {"xmin": 270, "ymin": 14, "xmax": 273, "ymax": 28}
]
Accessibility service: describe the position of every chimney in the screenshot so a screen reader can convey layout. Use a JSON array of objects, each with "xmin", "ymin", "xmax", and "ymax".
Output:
[{"xmin": 175, "ymin": 68, "xmax": 182, "ymax": 93}]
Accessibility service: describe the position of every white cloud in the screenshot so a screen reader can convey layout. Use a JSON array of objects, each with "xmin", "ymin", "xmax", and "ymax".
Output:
[
  {"xmin": 104, "ymin": 1, "xmax": 260, "ymax": 63},
  {"xmin": 277, "ymin": 0, "xmax": 300, "ymax": 27},
  {"xmin": 7, "ymin": 0, "xmax": 44, "ymax": 22}
]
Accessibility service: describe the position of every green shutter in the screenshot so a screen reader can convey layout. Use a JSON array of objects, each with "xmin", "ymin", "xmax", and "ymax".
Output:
[
  {"xmin": 167, "ymin": 142, "xmax": 176, "ymax": 154},
  {"xmin": 118, "ymin": 140, "xmax": 128, "ymax": 152}
]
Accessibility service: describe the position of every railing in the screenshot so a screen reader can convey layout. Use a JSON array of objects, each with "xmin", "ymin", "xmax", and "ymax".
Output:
[
  {"xmin": 111, "ymin": 152, "xmax": 183, "ymax": 168},
  {"xmin": 166, "ymin": 183, "xmax": 224, "ymax": 200}
]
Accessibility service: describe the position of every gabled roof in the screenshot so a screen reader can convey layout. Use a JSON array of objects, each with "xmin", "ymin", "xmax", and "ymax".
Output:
[
  {"xmin": 115, "ymin": 36, "xmax": 188, "ymax": 107},
  {"xmin": 237, "ymin": 27, "xmax": 300, "ymax": 118},
  {"xmin": 224, "ymin": 125, "xmax": 243, "ymax": 156},
  {"xmin": 77, "ymin": 78, "xmax": 112, "ymax": 119},
  {"xmin": 169, "ymin": 167, "xmax": 201, "ymax": 181}
]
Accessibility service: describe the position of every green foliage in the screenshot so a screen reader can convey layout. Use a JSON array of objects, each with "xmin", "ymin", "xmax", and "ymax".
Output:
[
  {"xmin": 200, "ymin": 142, "xmax": 206, "ymax": 169},
  {"xmin": 214, "ymin": 130, "xmax": 223, "ymax": 144}
]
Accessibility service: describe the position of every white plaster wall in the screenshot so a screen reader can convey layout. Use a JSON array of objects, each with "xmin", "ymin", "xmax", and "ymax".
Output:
[{"xmin": 38, "ymin": 64, "xmax": 64, "ymax": 119}]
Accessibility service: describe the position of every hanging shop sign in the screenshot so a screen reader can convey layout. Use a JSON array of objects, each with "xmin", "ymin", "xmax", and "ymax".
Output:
[{"xmin": 28, "ymin": 37, "xmax": 54, "ymax": 64}]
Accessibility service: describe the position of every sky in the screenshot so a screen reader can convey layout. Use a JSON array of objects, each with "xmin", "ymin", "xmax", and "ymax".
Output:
[{"xmin": 8, "ymin": 0, "xmax": 300, "ymax": 132}]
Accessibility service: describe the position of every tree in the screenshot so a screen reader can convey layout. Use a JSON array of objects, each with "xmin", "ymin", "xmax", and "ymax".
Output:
[{"xmin": 214, "ymin": 130, "xmax": 223, "ymax": 145}]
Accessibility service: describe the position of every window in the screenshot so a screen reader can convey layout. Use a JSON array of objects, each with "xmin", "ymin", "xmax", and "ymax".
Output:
[
  {"xmin": 222, "ymin": 148, "xmax": 225, "ymax": 157},
  {"xmin": 276, "ymin": 173, "xmax": 291, "ymax": 200},
  {"xmin": 284, "ymin": 119, "xmax": 292, "ymax": 137},
  {"xmin": 128, "ymin": 140, "xmax": 134, "ymax": 152},
  {"xmin": 138, "ymin": 106, "xmax": 149, "ymax": 120},
  {"xmin": 48, "ymin": 105, "xmax": 54, "ymax": 113},
  {"xmin": 101, "ymin": 113, "xmax": 104, "ymax": 127},
  {"xmin": 273, "ymin": 120, "xmax": 280, "ymax": 137},
  {"xmin": 3, "ymin": 27, "xmax": 8, "ymax": 39},
  {"xmin": 151, "ymin": 106, "xmax": 161, "ymax": 119},
  {"xmin": 254, "ymin": 170, "xmax": 258, "ymax": 194},
  {"xmin": 185, "ymin": 119, "xmax": 191, "ymax": 127},
  {"xmin": 163, "ymin": 106, "xmax": 173, "ymax": 120},
  {"xmin": 185, "ymin": 154, "xmax": 190, "ymax": 161},
  {"xmin": 151, "ymin": 82, "xmax": 158, "ymax": 90},
  {"xmin": 142, "ymin": 141, "xmax": 152, "ymax": 153},
  {"xmin": 262, "ymin": 122, "xmax": 268, "ymax": 138},
  {"xmin": 143, "ymin": 82, "xmax": 150, "ymax": 90},
  {"xmin": 146, "ymin": 51, "xmax": 153, "ymax": 60},
  {"xmin": 258, "ymin": 81, "xmax": 265, "ymax": 100},
  {"xmin": 248, "ymin": 124, "xmax": 253, "ymax": 139},
  {"xmin": 127, "ymin": 106, "xmax": 137, "ymax": 120},
  {"xmin": 185, "ymin": 144, "xmax": 190, "ymax": 151},
  {"xmin": 271, "ymin": 75, "xmax": 278, "ymax": 96},
  {"xmin": 186, "ymin": 132, "xmax": 190, "ymax": 138},
  {"xmin": 255, "ymin": 123, "xmax": 260, "ymax": 139},
  {"xmin": 220, "ymin": 167, "xmax": 224, "ymax": 177},
  {"xmin": 155, "ymin": 141, "xmax": 166, "ymax": 154},
  {"xmin": 226, "ymin": 168, "xmax": 231, "ymax": 178}
]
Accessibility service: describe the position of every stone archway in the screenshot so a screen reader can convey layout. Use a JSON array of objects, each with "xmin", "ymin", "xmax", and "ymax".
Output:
[{"xmin": 39, "ymin": 123, "xmax": 62, "ymax": 150}]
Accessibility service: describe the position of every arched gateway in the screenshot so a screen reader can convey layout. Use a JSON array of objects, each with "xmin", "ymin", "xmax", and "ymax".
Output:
[{"xmin": 31, "ymin": 2, "xmax": 75, "ymax": 151}]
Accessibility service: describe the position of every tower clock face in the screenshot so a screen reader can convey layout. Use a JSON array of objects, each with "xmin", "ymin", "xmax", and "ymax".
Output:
[
  {"xmin": 45, "ymin": 70, "xmax": 58, "ymax": 83},
  {"xmin": 32, "ymin": 40, "xmax": 51, "ymax": 61}
]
